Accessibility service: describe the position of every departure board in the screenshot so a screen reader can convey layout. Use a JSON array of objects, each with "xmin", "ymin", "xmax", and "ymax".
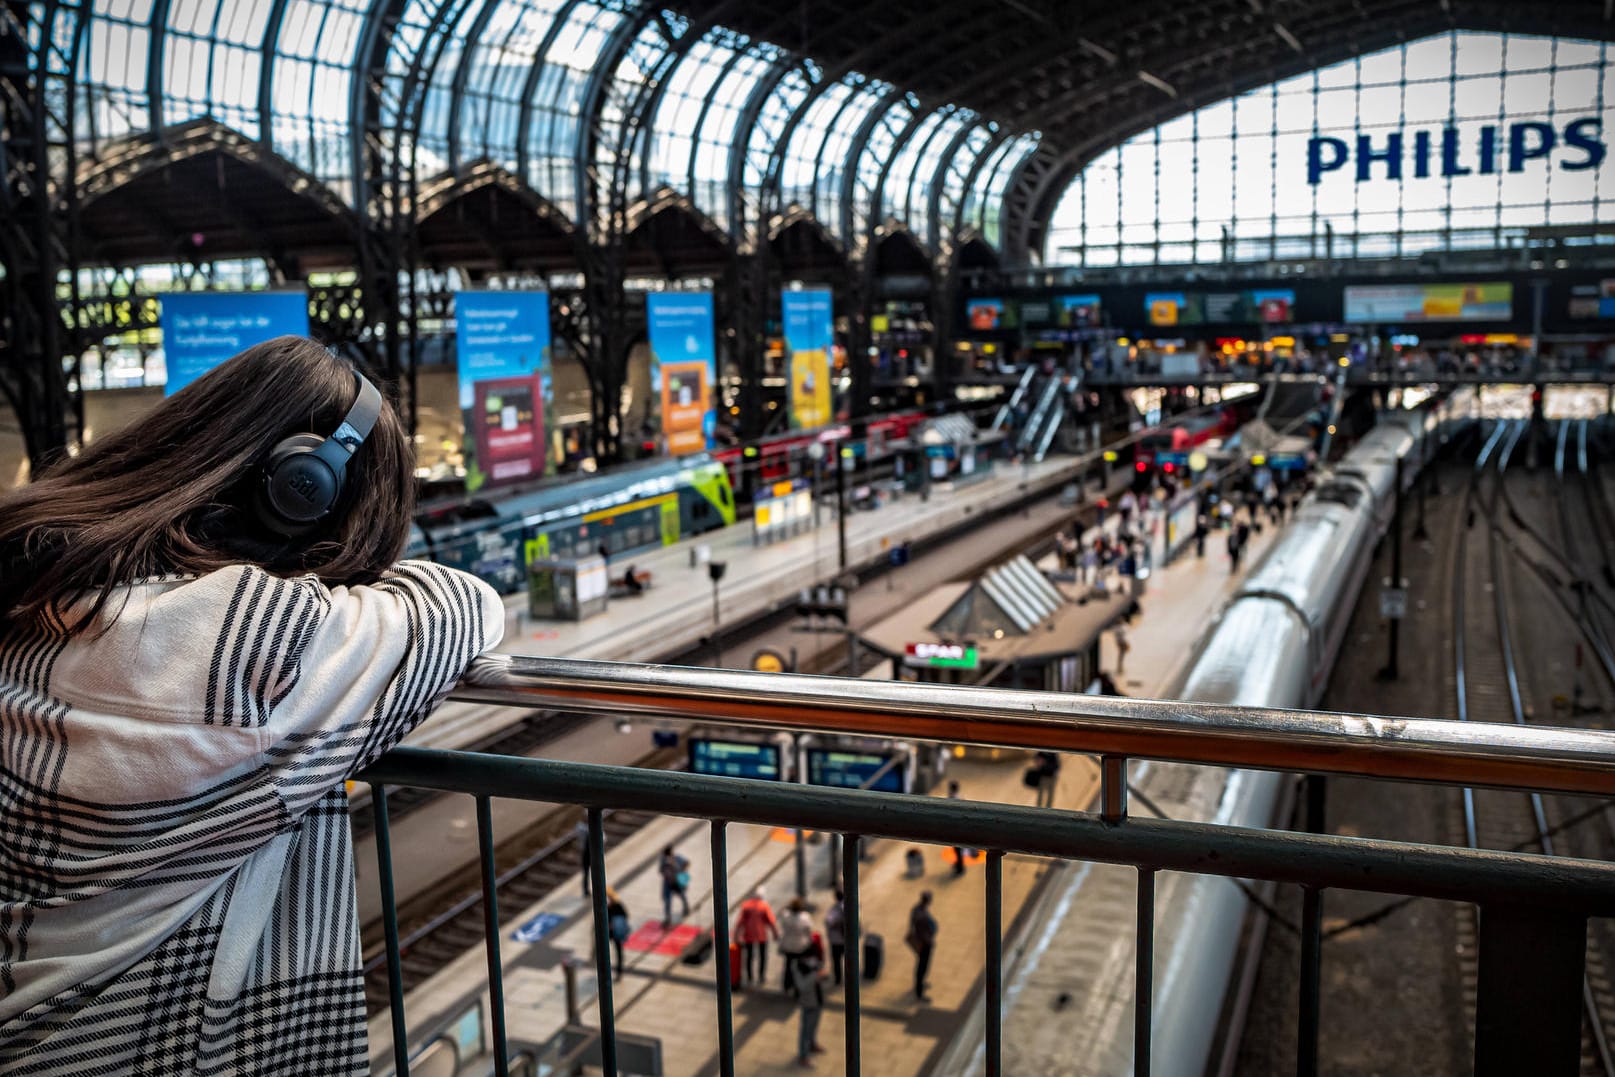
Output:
[
  {"xmin": 689, "ymin": 739, "xmax": 781, "ymax": 780},
  {"xmin": 806, "ymin": 749, "xmax": 907, "ymax": 794}
]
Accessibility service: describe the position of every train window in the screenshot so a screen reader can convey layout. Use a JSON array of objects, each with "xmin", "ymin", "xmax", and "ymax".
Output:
[{"xmin": 716, "ymin": 483, "xmax": 732, "ymax": 506}]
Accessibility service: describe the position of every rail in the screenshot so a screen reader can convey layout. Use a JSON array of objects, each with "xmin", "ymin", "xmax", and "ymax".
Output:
[{"xmin": 362, "ymin": 657, "xmax": 1615, "ymax": 1077}]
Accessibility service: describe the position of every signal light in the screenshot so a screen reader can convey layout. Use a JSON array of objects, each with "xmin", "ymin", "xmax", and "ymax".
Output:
[
  {"xmin": 1135, "ymin": 461, "xmax": 1148, "ymax": 472},
  {"xmin": 1163, "ymin": 462, "xmax": 1176, "ymax": 474}
]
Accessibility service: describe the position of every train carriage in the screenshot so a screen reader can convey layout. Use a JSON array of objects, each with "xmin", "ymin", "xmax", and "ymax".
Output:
[{"xmin": 407, "ymin": 455, "xmax": 734, "ymax": 594}]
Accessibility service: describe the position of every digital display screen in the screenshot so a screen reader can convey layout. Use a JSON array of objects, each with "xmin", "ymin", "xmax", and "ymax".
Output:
[
  {"xmin": 1056, "ymin": 294, "xmax": 1103, "ymax": 328},
  {"xmin": 1343, "ymin": 282, "xmax": 1512, "ymax": 323},
  {"xmin": 805, "ymin": 749, "xmax": 907, "ymax": 793},
  {"xmin": 689, "ymin": 739, "xmax": 781, "ymax": 780},
  {"xmin": 1147, "ymin": 290, "xmax": 1296, "ymax": 327},
  {"xmin": 966, "ymin": 298, "xmax": 1005, "ymax": 331}
]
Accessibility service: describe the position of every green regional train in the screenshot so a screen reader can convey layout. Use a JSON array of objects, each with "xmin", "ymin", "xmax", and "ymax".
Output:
[{"xmin": 406, "ymin": 454, "xmax": 735, "ymax": 594}]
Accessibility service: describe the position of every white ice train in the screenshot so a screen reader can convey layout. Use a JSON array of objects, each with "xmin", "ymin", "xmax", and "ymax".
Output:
[{"xmin": 994, "ymin": 400, "xmax": 1461, "ymax": 1076}]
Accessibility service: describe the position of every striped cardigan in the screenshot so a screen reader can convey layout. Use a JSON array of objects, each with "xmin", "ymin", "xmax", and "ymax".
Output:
[{"xmin": 0, "ymin": 561, "xmax": 503, "ymax": 1074}]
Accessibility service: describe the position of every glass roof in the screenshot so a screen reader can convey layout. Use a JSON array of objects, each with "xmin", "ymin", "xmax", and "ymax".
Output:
[{"xmin": 66, "ymin": 0, "xmax": 1031, "ymax": 254}]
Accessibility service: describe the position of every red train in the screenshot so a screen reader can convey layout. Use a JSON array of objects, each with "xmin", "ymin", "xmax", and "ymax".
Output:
[
  {"xmin": 1135, "ymin": 409, "xmax": 1242, "ymax": 470},
  {"xmin": 714, "ymin": 409, "xmax": 933, "ymax": 504}
]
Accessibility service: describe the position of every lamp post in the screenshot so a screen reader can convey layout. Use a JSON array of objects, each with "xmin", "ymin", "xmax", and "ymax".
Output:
[
  {"xmin": 708, "ymin": 560, "xmax": 727, "ymax": 668},
  {"xmin": 836, "ymin": 442, "xmax": 850, "ymax": 572}
]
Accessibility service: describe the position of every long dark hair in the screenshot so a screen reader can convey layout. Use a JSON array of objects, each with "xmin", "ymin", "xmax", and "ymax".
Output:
[{"xmin": 0, "ymin": 336, "xmax": 415, "ymax": 631}]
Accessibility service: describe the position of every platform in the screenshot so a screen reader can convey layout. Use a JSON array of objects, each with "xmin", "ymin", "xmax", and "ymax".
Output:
[
  {"xmin": 410, "ymin": 452, "xmax": 1101, "ymax": 753},
  {"xmin": 366, "ymin": 503, "xmax": 1283, "ymax": 1075}
]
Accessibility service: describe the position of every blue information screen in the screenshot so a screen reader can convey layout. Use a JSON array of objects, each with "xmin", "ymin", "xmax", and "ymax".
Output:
[
  {"xmin": 160, "ymin": 291, "xmax": 309, "ymax": 395},
  {"xmin": 806, "ymin": 749, "xmax": 907, "ymax": 793},
  {"xmin": 689, "ymin": 739, "xmax": 780, "ymax": 781}
]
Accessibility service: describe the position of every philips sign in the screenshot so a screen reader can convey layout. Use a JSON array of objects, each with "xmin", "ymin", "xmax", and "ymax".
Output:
[{"xmin": 1306, "ymin": 119, "xmax": 1605, "ymax": 185}]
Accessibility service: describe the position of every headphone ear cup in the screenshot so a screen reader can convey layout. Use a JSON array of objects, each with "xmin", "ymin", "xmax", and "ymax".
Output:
[{"xmin": 260, "ymin": 434, "xmax": 342, "ymax": 532}]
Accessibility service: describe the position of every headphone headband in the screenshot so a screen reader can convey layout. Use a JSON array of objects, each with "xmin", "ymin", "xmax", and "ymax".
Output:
[{"xmin": 308, "ymin": 371, "xmax": 382, "ymax": 476}]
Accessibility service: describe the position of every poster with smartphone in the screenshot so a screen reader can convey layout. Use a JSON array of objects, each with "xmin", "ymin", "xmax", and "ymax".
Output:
[
  {"xmin": 456, "ymin": 290, "xmax": 553, "ymax": 492},
  {"xmin": 782, "ymin": 288, "xmax": 832, "ymax": 430},
  {"xmin": 647, "ymin": 292, "xmax": 717, "ymax": 455}
]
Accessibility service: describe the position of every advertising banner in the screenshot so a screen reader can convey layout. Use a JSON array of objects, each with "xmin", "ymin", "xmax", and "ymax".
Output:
[
  {"xmin": 456, "ymin": 290, "xmax": 552, "ymax": 492},
  {"xmin": 1568, "ymin": 280, "xmax": 1615, "ymax": 319},
  {"xmin": 1056, "ymin": 294, "xmax": 1103, "ymax": 327},
  {"xmin": 160, "ymin": 291, "xmax": 309, "ymax": 395},
  {"xmin": 782, "ymin": 288, "xmax": 833, "ymax": 429},
  {"xmin": 1343, "ymin": 283, "xmax": 1512, "ymax": 324},
  {"xmin": 647, "ymin": 292, "xmax": 717, "ymax": 455},
  {"xmin": 1145, "ymin": 289, "xmax": 1296, "ymax": 327}
]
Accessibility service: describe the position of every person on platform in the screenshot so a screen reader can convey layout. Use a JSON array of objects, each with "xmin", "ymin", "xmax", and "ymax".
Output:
[
  {"xmin": 824, "ymin": 889, "xmax": 848, "ymax": 987},
  {"xmin": 1227, "ymin": 525, "xmax": 1246, "ymax": 574},
  {"xmin": 734, "ymin": 888, "xmax": 781, "ymax": 988},
  {"xmin": 659, "ymin": 845, "xmax": 691, "ymax": 926},
  {"xmin": 906, "ymin": 892, "xmax": 939, "ymax": 1003},
  {"xmin": 1033, "ymin": 751, "xmax": 1062, "ymax": 808},
  {"xmin": 623, "ymin": 563, "xmax": 644, "ymax": 595},
  {"xmin": 779, "ymin": 897, "xmax": 816, "ymax": 995},
  {"xmin": 788, "ymin": 950, "xmax": 828, "ymax": 1067},
  {"xmin": 607, "ymin": 888, "xmax": 632, "ymax": 981},
  {"xmin": 0, "ymin": 337, "xmax": 505, "ymax": 1075},
  {"xmin": 1113, "ymin": 620, "xmax": 1132, "ymax": 675}
]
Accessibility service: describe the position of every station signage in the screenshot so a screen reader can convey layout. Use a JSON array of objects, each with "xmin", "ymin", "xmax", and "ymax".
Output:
[
  {"xmin": 689, "ymin": 738, "xmax": 781, "ymax": 780},
  {"xmin": 806, "ymin": 748, "xmax": 908, "ymax": 794},
  {"xmin": 904, "ymin": 642, "xmax": 980, "ymax": 669},
  {"xmin": 1307, "ymin": 118, "xmax": 1605, "ymax": 185}
]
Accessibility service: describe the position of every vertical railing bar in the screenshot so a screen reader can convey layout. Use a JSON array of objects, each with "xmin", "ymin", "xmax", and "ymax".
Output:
[
  {"xmin": 587, "ymin": 807, "xmax": 618, "ymax": 1076},
  {"xmin": 986, "ymin": 850, "xmax": 1004, "ymax": 1077},
  {"xmin": 710, "ymin": 821, "xmax": 736, "ymax": 1077},
  {"xmin": 1297, "ymin": 885, "xmax": 1323, "ymax": 1077},
  {"xmin": 475, "ymin": 796, "xmax": 509, "ymax": 1077},
  {"xmin": 1135, "ymin": 867, "xmax": 1156, "ymax": 1077},
  {"xmin": 842, "ymin": 833, "xmax": 863, "ymax": 1077},
  {"xmin": 1102, "ymin": 755, "xmax": 1128, "ymax": 822},
  {"xmin": 371, "ymin": 783, "xmax": 410, "ymax": 1077}
]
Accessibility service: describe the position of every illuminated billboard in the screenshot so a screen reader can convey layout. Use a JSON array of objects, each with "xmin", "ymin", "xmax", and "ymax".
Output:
[
  {"xmin": 160, "ymin": 291, "xmax": 309, "ymax": 395},
  {"xmin": 1343, "ymin": 283, "xmax": 1513, "ymax": 323},
  {"xmin": 782, "ymin": 289, "xmax": 833, "ymax": 429},
  {"xmin": 647, "ymin": 292, "xmax": 717, "ymax": 455},
  {"xmin": 456, "ymin": 290, "xmax": 552, "ymax": 492}
]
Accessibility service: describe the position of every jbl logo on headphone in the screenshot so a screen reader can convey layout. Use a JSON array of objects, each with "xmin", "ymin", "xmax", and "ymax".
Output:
[{"xmin": 288, "ymin": 471, "xmax": 320, "ymax": 503}]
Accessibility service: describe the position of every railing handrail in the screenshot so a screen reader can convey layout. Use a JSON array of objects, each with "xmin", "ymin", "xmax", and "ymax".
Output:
[
  {"xmin": 449, "ymin": 655, "xmax": 1615, "ymax": 797},
  {"xmin": 359, "ymin": 748, "xmax": 1615, "ymax": 914}
]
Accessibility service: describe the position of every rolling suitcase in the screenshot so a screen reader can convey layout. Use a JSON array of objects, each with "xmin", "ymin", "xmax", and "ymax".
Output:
[
  {"xmin": 729, "ymin": 942, "xmax": 743, "ymax": 985},
  {"xmin": 862, "ymin": 932, "xmax": 884, "ymax": 980}
]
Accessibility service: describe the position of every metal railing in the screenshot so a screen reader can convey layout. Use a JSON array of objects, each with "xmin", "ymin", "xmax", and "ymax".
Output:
[{"xmin": 361, "ymin": 656, "xmax": 1615, "ymax": 1077}]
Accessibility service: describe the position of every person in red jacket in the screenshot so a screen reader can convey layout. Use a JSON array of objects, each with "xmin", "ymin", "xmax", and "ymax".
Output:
[{"xmin": 734, "ymin": 888, "xmax": 780, "ymax": 988}]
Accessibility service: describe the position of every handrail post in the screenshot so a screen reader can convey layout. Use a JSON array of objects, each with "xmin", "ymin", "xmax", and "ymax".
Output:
[
  {"xmin": 1101, "ymin": 755, "xmax": 1128, "ymax": 822},
  {"xmin": 1474, "ymin": 903, "xmax": 1586, "ymax": 1076},
  {"xmin": 371, "ymin": 783, "xmax": 410, "ymax": 1077}
]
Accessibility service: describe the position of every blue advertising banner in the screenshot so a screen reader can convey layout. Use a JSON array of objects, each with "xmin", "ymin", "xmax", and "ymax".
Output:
[
  {"xmin": 646, "ymin": 292, "xmax": 716, "ymax": 455},
  {"xmin": 160, "ymin": 291, "xmax": 309, "ymax": 395},
  {"xmin": 782, "ymin": 289, "xmax": 832, "ymax": 430},
  {"xmin": 456, "ymin": 291, "xmax": 552, "ymax": 492}
]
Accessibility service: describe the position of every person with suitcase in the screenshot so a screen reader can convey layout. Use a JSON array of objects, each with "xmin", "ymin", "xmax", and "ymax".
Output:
[
  {"xmin": 863, "ymin": 930, "xmax": 884, "ymax": 981},
  {"xmin": 734, "ymin": 887, "xmax": 780, "ymax": 989},
  {"xmin": 905, "ymin": 891, "xmax": 938, "ymax": 1003}
]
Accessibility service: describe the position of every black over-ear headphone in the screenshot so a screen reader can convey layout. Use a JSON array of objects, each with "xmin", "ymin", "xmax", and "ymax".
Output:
[{"xmin": 258, "ymin": 369, "xmax": 384, "ymax": 535}]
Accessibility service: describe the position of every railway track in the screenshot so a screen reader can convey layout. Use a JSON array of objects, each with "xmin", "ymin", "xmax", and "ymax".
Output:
[
  {"xmin": 1451, "ymin": 418, "xmax": 1615, "ymax": 1076},
  {"xmin": 360, "ymin": 769, "xmax": 671, "ymax": 1014}
]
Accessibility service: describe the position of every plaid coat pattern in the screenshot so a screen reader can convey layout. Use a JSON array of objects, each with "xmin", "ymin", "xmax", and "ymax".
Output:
[{"xmin": 0, "ymin": 562, "xmax": 503, "ymax": 1074}]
